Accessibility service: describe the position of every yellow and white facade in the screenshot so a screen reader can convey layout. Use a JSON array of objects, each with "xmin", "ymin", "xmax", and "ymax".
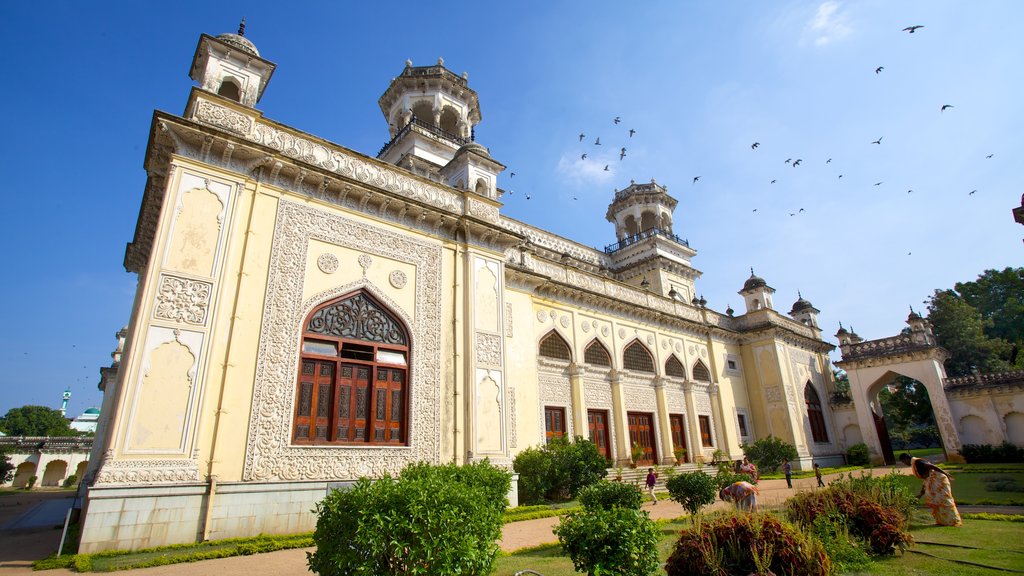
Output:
[{"xmin": 80, "ymin": 28, "xmax": 842, "ymax": 552}]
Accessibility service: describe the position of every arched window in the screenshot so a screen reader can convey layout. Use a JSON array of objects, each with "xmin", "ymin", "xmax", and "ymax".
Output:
[
  {"xmin": 539, "ymin": 331, "xmax": 572, "ymax": 361},
  {"xmin": 584, "ymin": 340, "xmax": 611, "ymax": 367},
  {"xmin": 293, "ymin": 291, "xmax": 410, "ymax": 446},
  {"xmin": 665, "ymin": 355, "xmax": 686, "ymax": 378},
  {"xmin": 692, "ymin": 360, "xmax": 711, "ymax": 382},
  {"xmin": 217, "ymin": 78, "xmax": 241, "ymax": 102},
  {"xmin": 622, "ymin": 341, "xmax": 654, "ymax": 373},
  {"xmin": 805, "ymin": 383, "xmax": 829, "ymax": 443}
]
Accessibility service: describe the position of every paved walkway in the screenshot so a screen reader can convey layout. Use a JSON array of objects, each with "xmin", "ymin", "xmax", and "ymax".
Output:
[{"xmin": 1, "ymin": 465, "xmax": 1018, "ymax": 576}]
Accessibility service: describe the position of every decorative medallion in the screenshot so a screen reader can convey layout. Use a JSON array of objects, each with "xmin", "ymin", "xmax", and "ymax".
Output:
[
  {"xmin": 560, "ymin": 316, "xmax": 570, "ymax": 328},
  {"xmin": 389, "ymin": 270, "xmax": 407, "ymax": 289},
  {"xmin": 646, "ymin": 335, "xmax": 655, "ymax": 345},
  {"xmin": 618, "ymin": 328, "xmax": 626, "ymax": 338},
  {"xmin": 536, "ymin": 310, "xmax": 547, "ymax": 322},
  {"xmin": 674, "ymin": 342, "xmax": 682, "ymax": 353},
  {"xmin": 688, "ymin": 345, "xmax": 696, "ymax": 355},
  {"xmin": 549, "ymin": 310, "xmax": 557, "ymax": 321},
  {"xmin": 700, "ymin": 348, "xmax": 707, "ymax": 358},
  {"xmin": 601, "ymin": 326, "xmax": 610, "ymax": 337},
  {"xmin": 317, "ymin": 253, "xmax": 339, "ymax": 274},
  {"xmin": 581, "ymin": 322, "xmax": 590, "ymax": 333},
  {"xmin": 661, "ymin": 339, "xmax": 669, "ymax": 350},
  {"xmin": 358, "ymin": 254, "xmax": 373, "ymax": 275}
]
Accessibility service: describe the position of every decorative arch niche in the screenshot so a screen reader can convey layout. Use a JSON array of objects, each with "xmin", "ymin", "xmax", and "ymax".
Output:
[{"xmin": 622, "ymin": 340, "xmax": 655, "ymax": 373}]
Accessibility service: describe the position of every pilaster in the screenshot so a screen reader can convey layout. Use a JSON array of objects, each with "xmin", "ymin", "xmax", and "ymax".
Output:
[
  {"xmin": 609, "ymin": 370, "xmax": 631, "ymax": 466},
  {"xmin": 653, "ymin": 378, "xmax": 675, "ymax": 464},
  {"xmin": 569, "ymin": 362, "xmax": 587, "ymax": 441}
]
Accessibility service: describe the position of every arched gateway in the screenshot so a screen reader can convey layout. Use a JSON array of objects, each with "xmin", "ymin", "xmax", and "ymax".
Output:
[{"xmin": 834, "ymin": 310, "xmax": 961, "ymax": 464}]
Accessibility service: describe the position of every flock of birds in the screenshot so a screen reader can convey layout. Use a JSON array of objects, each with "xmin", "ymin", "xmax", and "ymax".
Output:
[{"xmin": 504, "ymin": 23, "xmax": 994, "ymax": 257}]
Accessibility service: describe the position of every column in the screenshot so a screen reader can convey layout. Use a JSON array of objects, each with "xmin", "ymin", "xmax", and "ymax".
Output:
[
  {"xmin": 609, "ymin": 369, "xmax": 631, "ymax": 467},
  {"xmin": 568, "ymin": 362, "xmax": 587, "ymax": 442},
  {"xmin": 653, "ymin": 377, "xmax": 675, "ymax": 465},
  {"xmin": 683, "ymin": 381, "xmax": 703, "ymax": 463},
  {"xmin": 708, "ymin": 383, "xmax": 734, "ymax": 458}
]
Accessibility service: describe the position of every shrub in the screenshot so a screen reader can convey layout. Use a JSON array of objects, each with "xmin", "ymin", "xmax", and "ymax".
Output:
[
  {"xmin": 785, "ymin": 472, "xmax": 914, "ymax": 557},
  {"xmin": 665, "ymin": 512, "xmax": 831, "ymax": 576},
  {"xmin": 0, "ymin": 448, "xmax": 13, "ymax": 484},
  {"xmin": 578, "ymin": 480, "xmax": 643, "ymax": 511},
  {"xmin": 960, "ymin": 442, "xmax": 1024, "ymax": 463},
  {"xmin": 63, "ymin": 474, "xmax": 78, "ymax": 488},
  {"xmin": 307, "ymin": 461, "xmax": 510, "ymax": 576},
  {"xmin": 513, "ymin": 436, "xmax": 607, "ymax": 504},
  {"xmin": 741, "ymin": 435, "xmax": 798, "ymax": 473},
  {"xmin": 809, "ymin": 512, "xmax": 871, "ymax": 572},
  {"xmin": 846, "ymin": 443, "xmax": 870, "ymax": 466},
  {"xmin": 665, "ymin": 471, "xmax": 717, "ymax": 515},
  {"xmin": 27, "ymin": 475, "xmax": 37, "ymax": 489},
  {"xmin": 713, "ymin": 469, "xmax": 753, "ymax": 490},
  {"xmin": 554, "ymin": 506, "xmax": 660, "ymax": 576}
]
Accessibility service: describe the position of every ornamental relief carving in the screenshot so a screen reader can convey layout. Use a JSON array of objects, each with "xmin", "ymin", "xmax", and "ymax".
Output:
[
  {"xmin": 466, "ymin": 198, "xmax": 499, "ymax": 222},
  {"xmin": 243, "ymin": 200, "xmax": 442, "ymax": 482},
  {"xmin": 583, "ymin": 381, "xmax": 612, "ymax": 408},
  {"xmin": 539, "ymin": 371, "xmax": 571, "ymax": 404},
  {"xmin": 765, "ymin": 385, "xmax": 782, "ymax": 403},
  {"xmin": 696, "ymin": 393, "xmax": 712, "ymax": 414},
  {"xmin": 505, "ymin": 303, "xmax": 513, "ymax": 337},
  {"xmin": 153, "ymin": 275, "xmax": 213, "ymax": 326},
  {"xmin": 667, "ymin": 391, "xmax": 686, "ymax": 413},
  {"xmin": 95, "ymin": 459, "xmax": 199, "ymax": 485},
  {"xmin": 622, "ymin": 386, "xmax": 656, "ymax": 412},
  {"xmin": 193, "ymin": 98, "xmax": 463, "ymax": 214},
  {"xmin": 475, "ymin": 333, "xmax": 502, "ymax": 367},
  {"xmin": 507, "ymin": 386, "xmax": 517, "ymax": 448}
]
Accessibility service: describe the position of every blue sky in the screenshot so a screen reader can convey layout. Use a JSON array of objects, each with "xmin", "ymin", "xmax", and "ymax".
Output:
[{"xmin": 0, "ymin": 1, "xmax": 1019, "ymax": 418}]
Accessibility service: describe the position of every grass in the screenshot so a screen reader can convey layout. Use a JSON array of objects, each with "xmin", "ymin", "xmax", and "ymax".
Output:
[
  {"xmin": 905, "ymin": 446, "xmax": 945, "ymax": 458},
  {"xmin": 760, "ymin": 464, "xmax": 868, "ymax": 480},
  {"xmin": 503, "ymin": 501, "xmax": 580, "ymax": 523},
  {"xmin": 891, "ymin": 466, "xmax": 1024, "ymax": 505}
]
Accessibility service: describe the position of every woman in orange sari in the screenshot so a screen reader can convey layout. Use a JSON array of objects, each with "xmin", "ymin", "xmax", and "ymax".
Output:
[{"xmin": 899, "ymin": 453, "xmax": 961, "ymax": 526}]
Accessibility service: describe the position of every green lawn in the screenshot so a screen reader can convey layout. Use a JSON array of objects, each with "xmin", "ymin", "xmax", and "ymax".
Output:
[{"xmin": 893, "ymin": 467, "xmax": 1024, "ymax": 505}]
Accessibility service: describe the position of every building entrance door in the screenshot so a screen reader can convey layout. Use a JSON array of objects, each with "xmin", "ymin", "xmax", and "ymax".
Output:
[
  {"xmin": 627, "ymin": 412, "xmax": 657, "ymax": 465},
  {"xmin": 587, "ymin": 409, "xmax": 611, "ymax": 460}
]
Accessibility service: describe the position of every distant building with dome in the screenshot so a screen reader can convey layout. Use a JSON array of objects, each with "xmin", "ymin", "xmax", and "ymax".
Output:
[
  {"xmin": 71, "ymin": 408, "xmax": 100, "ymax": 434},
  {"xmin": 80, "ymin": 24, "xmax": 846, "ymax": 552}
]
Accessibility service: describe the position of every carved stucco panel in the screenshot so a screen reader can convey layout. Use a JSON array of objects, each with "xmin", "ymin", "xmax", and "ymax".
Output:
[
  {"xmin": 695, "ymin": 392, "xmax": 712, "ymax": 414},
  {"xmin": 153, "ymin": 274, "xmax": 213, "ymax": 326},
  {"xmin": 667, "ymin": 391, "xmax": 687, "ymax": 413},
  {"xmin": 622, "ymin": 386, "xmax": 656, "ymax": 412},
  {"xmin": 243, "ymin": 201, "xmax": 442, "ymax": 482},
  {"xmin": 476, "ymin": 332, "xmax": 501, "ymax": 367},
  {"xmin": 539, "ymin": 369, "xmax": 571, "ymax": 404},
  {"xmin": 194, "ymin": 100, "xmax": 254, "ymax": 136},
  {"xmin": 583, "ymin": 380, "xmax": 612, "ymax": 409}
]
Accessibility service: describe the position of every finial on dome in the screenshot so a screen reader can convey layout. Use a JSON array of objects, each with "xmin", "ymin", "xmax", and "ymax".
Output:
[
  {"xmin": 798, "ymin": 290, "xmax": 803, "ymax": 299},
  {"xmin": 437, "ymin": 56, "xmax": 444, "ymax": 66},
  {"xmin": 238, "ymin": 17, "xmax": 246, "ymax": 36},
  {"xmin": 909, "ymin": 304, "xmax": 915, "ymax": 314},
  {"xmin": 839, "ymin": 321, "xmax": 844, "ymax": 329},
  {"xmin": 750, "ymin": 267, "xmax": 755, "ymax": 276},
  {"xmin": 650, "ymin": 177, "xmax": 656, "ymax": 184}
]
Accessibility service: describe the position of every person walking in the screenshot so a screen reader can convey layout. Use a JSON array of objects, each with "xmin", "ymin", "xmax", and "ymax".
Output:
[
  {"xmin": 782, "ymin": 458, "xmax": 793, "ymax": 489},
  {"xmin": 899, "ymin": 453, "xmax": 962, "ymax": 526},
  {"xmin": 645, "ymin": 467, "xmax": 658, "ymax": 505},
  {"xmin": 813, "ymin": 463, "xmax": 825, "ymax": 487}
]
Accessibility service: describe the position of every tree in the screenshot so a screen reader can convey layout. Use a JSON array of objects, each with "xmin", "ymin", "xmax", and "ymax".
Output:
[
  {"xmin": 0, "ymin": 406, "xmax": 76, "ymax": 437},
  {"xmin": 927, "ymin": 289, "xmax": 1013, "ymax": 376},
  {"xmin": 741, "ymin": 435, "xmax": 798, "ymax": 473},
  {"xmin": 0, "ymin": 448, "xmax": 14, "ymax": 484}
]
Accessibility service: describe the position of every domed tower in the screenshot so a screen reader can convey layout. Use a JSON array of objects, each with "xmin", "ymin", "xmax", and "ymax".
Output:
[
  {"xmin": 738, "ymin": 268, "xmax": 775, "ymax": 313},
  {"xmin": 377, "ymin": 58, "xmax": 486, "ymax": 180},
  {"xmin": 789, "ymin": 292, "xmax": 820, "ymax": 327},
  {"xmin": 604, "ymin": 179, "xmax": 700, "ymax": 301},
  {"xmin": 188, "ymin": 19, "xmax": 276, "ymax": 108}
]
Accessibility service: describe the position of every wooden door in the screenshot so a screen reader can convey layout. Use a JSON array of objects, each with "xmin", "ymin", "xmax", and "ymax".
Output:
[
  {"xmin": 669, "ymin": 414, "xmax": 687, "ymax": 462},
  {"xmin": 545, "ymin": 407, "xmax": 566, "ymax": 442},
  {"xmin": 372, "ymin": 367, "xmax": 405, "ymax": 444},
  {"xmin": 336, "ymin": 363, "xmax": 371, "ymax": 441},
  {"xmin": 587, "ymin": 410, "xmax": 610, "ymax": 460},
  {"xmin": 627, "ymin": 412, "xmax": 657, "ymax": 464}
]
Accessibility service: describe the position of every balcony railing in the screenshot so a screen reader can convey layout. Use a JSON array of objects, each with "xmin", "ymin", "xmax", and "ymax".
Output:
[
  {"xmin": 604, "ymin": 227, "xmax": 688, "ymax": 254},
  {"xmin": 377, "ymin": 116, "xmax": 470, "ymax": 158}
]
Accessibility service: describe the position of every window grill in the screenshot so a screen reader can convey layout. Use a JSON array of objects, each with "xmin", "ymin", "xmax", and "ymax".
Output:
[
  {"xmin": 584, "ymin": 340, "xmax": 611, "ymax": 367},
  {"xmin": 665, "ymin": 355, "xmax": 686, "ymax": 378},
  {"xmin": 622, "ymin": 341, "xmax": 655, "ymax": 373},
  {"xmin": 539, "ymin": 332, "xmax": 572, "ymax": 360},
  {"xmin": 692, "ymin": 360, "xmax": 711, "ymax": 382}
]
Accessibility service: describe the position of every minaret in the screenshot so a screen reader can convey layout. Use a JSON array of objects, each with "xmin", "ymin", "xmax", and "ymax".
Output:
[
  {"xmin": 60, "ymin": 387, "xmax": 71, "ymax": 417},
  {"xmin": 188, "ymin": 19, "xmax": 276, "ymax": 108},
  {"xmin": 738, "ymin": 268, "xmax": 775, "ymax": 313},
  {"xmin": 377, "ymin": 58, "xmax": 485, "ymax": 180},
  {"xmin": 603, "ymin": 179, "xmax": 699, "ymax": 299}
]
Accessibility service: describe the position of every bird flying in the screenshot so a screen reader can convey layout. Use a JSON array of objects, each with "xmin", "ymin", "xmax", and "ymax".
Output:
[
  {"xmin": 872, "ymin": 137, "xmax": 883, "ymax": 145},
  {"xmin": 751, "ymin": 142, "xmax": 760, "ymax": 149},
  {"xmin": 613, "ymin": 116, "xmax": 621, "ymax": 124},
  {"xmin": 875, "ymin": 66, "xmax": 884, "ymax": 74},
  {"xmin": 594, "ymin": 137, "xmax": 601, "ymax": 145},
  {"xmin": 969, "ymin": 190, "xmax": 977, "ymax": 195},
  {"xmin": 792, "ymin": 159, "xmax": 802, "ymax": 167},
  {"xmin": 903, "ymin": 25, "xmax": 924, "ymax": 33},
  {"xmin": 770, "ymin": 179, "xmax": 776, "ymax": 184},
  {"xmin": 526, "ymin": 194, "xmax": 531, "ymax": 200},
  {"xmin": 692, "ymin": 176, "xmax": 700, "ymax": 184},
  {"xmin": 578, "ymin": 133, "xmax": 585, "ymax": 142},
  {"xmin": 629, "ymin": 128, "xmax": 636, "ymax": 137},
  {"xmin": 799, "ymin": 208, "xmax": 805, "ymax": 213},
  {"xmin": 752, "ymin": 208, "xmax": 758, "ymax": 212},
  {"xmin": 510, "ymin": 172, "xmax": 515, "ymax": 178},
  {"xmin": 838, "ymin": 174, "xmax": 843, "ymax": 179},
  {"xmin": 941, "ymin": 104, "xmax": 953, "ymax": 112},
  {"xmin": 826, "ymin": 158, "xmax": 832, "ymax": 164},
  {"xmin": 619, "ymin": 148, "xmax": 626, "ymax": 160},
  {"xmin": 986, "ymin": 154, "xmax": 994, "ymax": 159},
  {"xmin": 785, "ymin": 158, "xmax": 792, "ymax": 164},
  {"xmin": 581, "ymin": 153, "xmax": 587, "ymax": 160},
  {"xmin": 604, "ymin": 165, "xmax": 609, "ymax": 171},
  {"xmin": 874, "ymin": 182, "xmax": 883, "ymax": 186}
]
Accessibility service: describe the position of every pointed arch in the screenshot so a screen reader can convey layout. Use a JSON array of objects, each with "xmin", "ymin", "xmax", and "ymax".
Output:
[
  {"xmin": 805, "ymin": 382, "xmax": 829, "ymax": 443},
  {"xmin": 665, "ymin": 355, "xmax": 686, "ymax": 378},
  {"xmin": 692, "ymin": 359, "xmax": 711, "ymax": 382},
  {"xmin": 293, "ymin": 289, "xmax": 410, "ymax": 446},
  {"xmin": 584, "ymin": 339, "xmax": 611, "ymax": 367},
  {"xmin": 539, "ymin": 330, "xmax": 572, "ymax": 361},
  {"xmin": 622, "ymin": 340, "xmax": 655, "ymax": 373},
  {"xmin": 217, "ymin": 78, "xmax": 241, "ymax": 102}
]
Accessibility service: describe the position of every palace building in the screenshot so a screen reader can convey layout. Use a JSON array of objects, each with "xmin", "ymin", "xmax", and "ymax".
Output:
[{"xmin": 80, "ymin": 26, "xmax": 844, "ymax": 552}]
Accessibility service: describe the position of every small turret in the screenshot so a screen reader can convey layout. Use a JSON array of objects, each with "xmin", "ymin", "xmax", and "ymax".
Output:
[
  {"xmin": 189, "ymin": 19, "xmax": 276, "ymax": 107},
  {"xmin": 738, "ymin": 268, "xmax": 775, "ymax": 312},
  {"xmin": 835, "ymin": 323, "xmax": 852, "ymax": 346},
  {"xmin": 789, "ymin": 291, "xmax": 820, "ymax": 327}
]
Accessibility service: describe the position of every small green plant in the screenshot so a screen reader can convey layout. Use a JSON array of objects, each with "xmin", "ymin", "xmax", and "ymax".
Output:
[
  {"xmin": 27, "ymin": 475, "xmax": 37, "ymax": 489},
  {"xmin": 846, "ymin": 442, "xmax": 870, "ymax": 466},
  {"xmin": 578, "ymin": 480, "xmax": 643, "ymax": 511},
  {"xmin": 664, "ymin": 471, "xmax": 717, "ymax": 516},
  {"xmin": 673, "ymin": 446, "xmax": 687, "ymax": 464},
  {"xmin": 63, "ymin": 474, "xmax": 78, "ymax": 488},
  {"xmin": 741, "ymin": 435, "xmax": 798, "ymax": 473},
  {"xmin": 631, "ymin": 441, "xmax": 645, "ymax": 465},
  {"xmin": 710, "ymin": 448, "xmax": 726, "ymax": 464},
  {"xmin": 554, "ymin": 506, "xmax": 660, "ymax": 576},
  {"xmin": 614, "ymin": 466, "xmax": 623, "ymax": 481}
]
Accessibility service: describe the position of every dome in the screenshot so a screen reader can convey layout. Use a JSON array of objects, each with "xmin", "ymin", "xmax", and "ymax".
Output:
[
  {"xmin": 790, "ymin": 292, "xmax": 815, "ymax": 314},
  {"xmin": 457, "ymin": 142, "xmax": 490, "ymax": 157},
  {"xmin": 907, "ymin": 308, "xmax": 923, "ymax": 322},
  {"xmin": 742, "ymin": 270, "xmax": 767, "ymax": 291},
  {"xmin": 84, "ymin": 407, "xmax": 101, "ymax": 415},
  {"xmin": 835, "ymin": 325, "xmax": 849, "ymax": 336},
  {"xmin": 216, "ymin": 33, "xmax": 259, "ymax": 57}
]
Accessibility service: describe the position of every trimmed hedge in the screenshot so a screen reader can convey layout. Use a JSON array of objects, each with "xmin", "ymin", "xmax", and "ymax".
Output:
[
  {"xmin": 554, "ymin": 507, "xmax": 660, "ymax": 576},
  {"xmin": 846, "ymin": 443, "xmax": 870, "ymax": 466},
  {"xmin": 577, "ymin": 480, "xmax": 643, "ymax": 511},
  {"xmin": 960, "ymin": 442, "xmax": 1024, "ymax": 463},
  {"xmin": 664, "ymin": 471, "xmax": 717, "ymax": 515}
]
